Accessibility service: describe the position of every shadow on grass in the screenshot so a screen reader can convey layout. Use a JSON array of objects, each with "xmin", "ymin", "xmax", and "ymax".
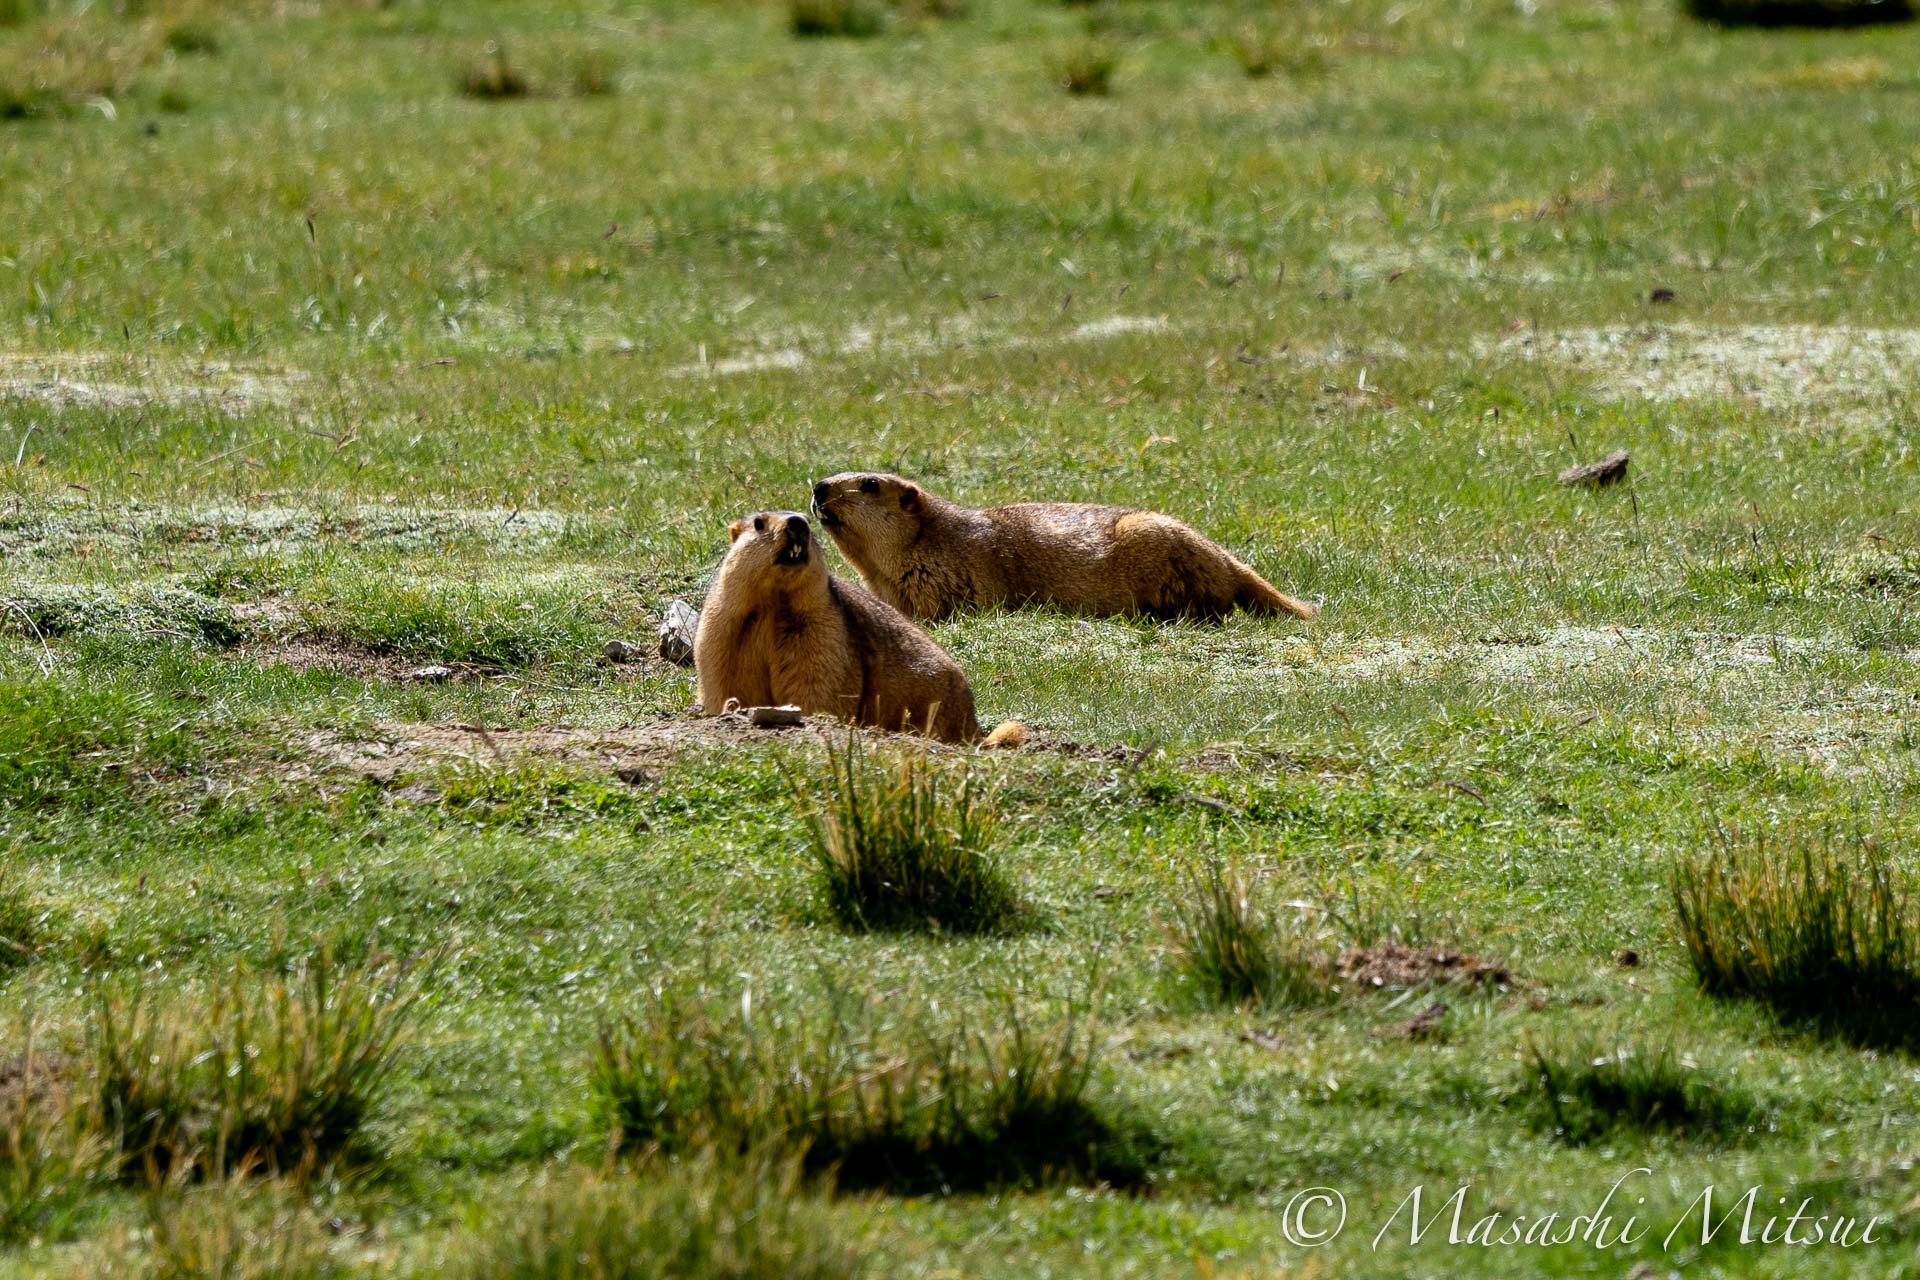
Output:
[
  {"xmin": 592, "ymin": 990, "xmax": 1159, "ymax": 1195},
  {"xmin": 1673, "ymin": 825, "xmax": 1920, "ymax": 1053},
  {"xmin": 1684, "ymin": 0, "xmax": 1912, "ymax": 25}
]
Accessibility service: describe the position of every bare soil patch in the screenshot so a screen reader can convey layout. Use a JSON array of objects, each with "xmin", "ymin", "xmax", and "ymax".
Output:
[
  {"xmin": 668, "ymin": 312, "xmax": 1173, "ymax": 378},
  {"xmin": 1486, "ymin": 324, "xmax": 1920, "ymax": 409},
  {"xmin": 0, "ymin": 353, "xmax": 304, "ymax": 410},
  {"xmin": 303, "ymin": 713, "xmax": 848, "ymax": 783},
  {"xmin": 0, "ymin": 1051, "xmax": 73, "ymax": 1113},
  {"xmin": 1335, "ymin": 944, "xmax": 1515, "ymax": 990}
]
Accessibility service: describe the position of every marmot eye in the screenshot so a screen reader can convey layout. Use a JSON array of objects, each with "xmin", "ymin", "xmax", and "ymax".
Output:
[
  {"xmin": 753, "ymin": 516, "xmax": 766, "ymax": 532},
  {"xmin": 859, "ymin": 478, "xmax": 880, "ymax": 494}
]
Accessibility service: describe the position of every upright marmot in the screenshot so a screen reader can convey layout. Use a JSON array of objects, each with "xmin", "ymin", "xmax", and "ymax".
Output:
[
  {"xmin": 694, "ymin": 510, "xmax": 1021, "ymax": 746},
  {"xmin": 810, "ymin": 472, "xmax": 1319, "ymax": 623}
]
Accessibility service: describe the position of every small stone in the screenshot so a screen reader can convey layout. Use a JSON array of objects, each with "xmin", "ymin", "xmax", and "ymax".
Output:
[
  {"xmin": 402, "ymin": 665, "xmax": 454, "ymax": 683},
  {"xmin": 658, "ymin": 599, "xmax": 698, "ymax": 666},
  {"xmin": 1558, "ymin": 449, "xmax": 1630, "ymax": 487},
  {"xmin": 1397, "ymin": 1001, "xmax": 1448, "ymax": 1041},
  {"xmin": 614, "ymin": 764, "xmax": 655, "ymax": 786},
  {"xmin": 603, "ymin": 639, "xmax": 645, "ymax": 663},
  {"xmin": 747, "ymin": 704, "xmax": 805, "ymax": 728}
]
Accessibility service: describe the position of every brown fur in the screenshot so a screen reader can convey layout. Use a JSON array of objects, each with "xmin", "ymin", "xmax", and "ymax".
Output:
[
  {"xmin": 810, "ymin": 473, "xmax": 1319, "ymax": 623},
  {"xmin": 695, "ymin": 510, "xmax": 1021, "ymax": 746}
]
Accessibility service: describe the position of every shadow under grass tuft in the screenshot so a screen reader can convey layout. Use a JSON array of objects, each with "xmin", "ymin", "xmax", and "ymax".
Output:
[
  {"xmin": 1672, "ymin": 825, "xmax": 1920, "ymax": 1053},
  {"xmin": 591, "ymin": 987, "xmax": 1157, "ymax": 1194},
  {"xmin": 1519, "ymin": 1038, "xmax": 1767, "ymax": 1146},
  {"xmin": 1683, "ymin": 0, "xmax": 1912, "ymax": 25}
]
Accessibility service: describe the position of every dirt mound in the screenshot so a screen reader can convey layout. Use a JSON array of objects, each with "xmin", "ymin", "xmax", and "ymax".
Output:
[
  {"xmin": 304, "ymin": 713, "xmax": 861, "ymax": 783},
  {"xmin": 1335, "ymin": 944, "xmax": 1514, "ymax": 990}
]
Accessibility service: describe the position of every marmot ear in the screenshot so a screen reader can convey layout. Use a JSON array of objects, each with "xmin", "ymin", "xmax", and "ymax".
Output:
[
  {"xmin": 728, "ymin": 519, "xmax": 748, "ymax": 543},
  {"xmin": 899, "ymin": 484, "xmax": 920, "ymax": 513}
]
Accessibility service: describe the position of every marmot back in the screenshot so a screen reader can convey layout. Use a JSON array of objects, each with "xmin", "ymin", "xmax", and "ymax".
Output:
[{"xmin": 810, "ymin": 472, "xmax": 1319, "ymax": 623}]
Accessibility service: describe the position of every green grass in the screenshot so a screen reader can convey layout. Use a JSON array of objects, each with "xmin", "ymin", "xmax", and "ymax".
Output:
[
  {"xmin": 3, "ymin": 0, "xmax": 1920, "ymax": 1272},
  {"xmin": 450, "ymin": 1157, "xmax": 856, "ymax": 1280}
]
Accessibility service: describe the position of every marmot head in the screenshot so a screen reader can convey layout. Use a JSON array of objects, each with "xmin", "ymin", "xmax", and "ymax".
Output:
[
  {"xmin": 810, "ymin": 472, "xmax": 925, "ymax": 564},
  {"xmin": 723, "ymin": 510, "xmax": 825, "ymax": 587}
]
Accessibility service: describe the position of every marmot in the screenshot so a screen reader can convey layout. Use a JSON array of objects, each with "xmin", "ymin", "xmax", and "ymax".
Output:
[
  {"xmin": 809, "ymin": 473, "xmax": 1319, "ymax": 623},
  {"xmin": 694, "ymin": 510, "xmax": 1023, "ymax": 747}
]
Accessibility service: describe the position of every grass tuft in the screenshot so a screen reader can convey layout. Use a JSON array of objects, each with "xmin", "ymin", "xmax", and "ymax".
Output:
[
  {"xmin": 143, "ymin": 1180, "xmax": 344, "ymax": 1280},
  {"xmin": 457, "ymin": 41, "xmax": 529, "ymax": 100},
  {"xmin": 1220, "ymin": 25, "xmax": 1324, "ymax": 79},
  {"xmin": 1, "ymin": 1023, "xmax": 103, "ymax": 1248},
  {"xmin": 163, "ymin": 18, "xmax": 219, "ymax": 55},
  {"xmin": 570, "ymin": 49, "xmax": 620, "ymax": 97},
  {"xmin": 89, "ymin": 955, "xmax": 421, "ymax": 1181},
  {"xmin": 453, "ymin": 1155, "xmax": 856, "ymax": 1280},
  {"xmin": 0, "ymin": 856, "xmax": 44, "ymax": 972},
  {"xmin": 1520, "ymin": 1038, "xmax": 1764, "ymax": 1145},
  {"xmin": 789, "ymin": 0, "xmax": 886, "ymax": 38},
  {"xmin": 798, "ymin": 733, "xmax": 1021, "ymax": 935},
  {"xmin": 1165, "ymin": 860, "xmax": 1331, "ymax": 1009},
  {"xmin": 591, "ymin": 987, "xmax": 1148, "ymax": 1192},
  {"xmin": 1054, "ymin": 39, "xmax": 1117, "ymax": 95},
  {"xmin": 891, "ymin": 0, "xmax": 967, "ymax": 20},
  {"xmin": 1672, "ymin": 827, "xmax": 1920, "ymax": 1051},
  {"xmin": 0, "ymin": 14, "xmax": 156, "ymax": 120}
]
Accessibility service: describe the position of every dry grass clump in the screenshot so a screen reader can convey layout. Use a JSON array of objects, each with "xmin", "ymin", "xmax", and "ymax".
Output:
[
  {"xmin": 456, "ymin": 41, "xmax": 529, "ymax": 100},
  {"xmin": 89, "ymin": 956, "xmax": 421, "ymax": 1180},
  {"xmin": 1220, "ymin": 24, "xmax": 1326, "ymax": 78},
  {"xmin": 591, "ymin": 989, "xmax": 1148, "ymax": 1193},
  {"xmin": 456, "ymin": 42, "xmax": 624, "ymax": 101},
  {"xmin": 891, "ymin": 0, "xmax": 967, "ymax": 21},
  {"xmin": 569, "ymin": 49, "xmax": 620, "ymax": 96},
  {"xmin": 1053, "ymin": 38, "xmax": 1118, "ymax": 95},
  {"xmin": 452, "ymin": 1156, "xmax": 857, "ymax": 1280},
  {"xmin": 162, "ymin": 16, "xmax": 220, "ymax": 54},
  {"xmin": 142, "ymin": 1180, "xmax": 346, "ymax": 1280},
  {"xmin": 1672, "ymin": 826, "xmax": 1920, "ymax": 1050},
  {"xmin": 0, "ymin": 14, "xmax": 157, "ymax": 120},
  {"xmin": 0, "ymin": 857, "xmax": 45, "ymax": 974},
  {"xmin": 1, "ymin": 1024, "xmax": 104, "ymax": 1248},
  {"xmin": 456, "ymin": 45, "xmax": 526, "ymax": 100},
  {"xmin": 797, "ymin": 733, "xmax": 1022, "ymax": 935}
]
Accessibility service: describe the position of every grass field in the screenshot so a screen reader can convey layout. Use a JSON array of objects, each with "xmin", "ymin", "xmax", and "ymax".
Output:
[{"xmin": 5, "ymin": 0, "xmax": 1920, "ymax": 1274}]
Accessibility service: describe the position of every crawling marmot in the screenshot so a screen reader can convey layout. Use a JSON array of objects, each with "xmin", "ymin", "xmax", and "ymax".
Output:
[
  {"xmin": 694, "ymin": 510, "xmax": 1022, "ymax": 746},
  {"xmin": 810, "ymin": 473, "xmax": 1319, "ymax": 623}
]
